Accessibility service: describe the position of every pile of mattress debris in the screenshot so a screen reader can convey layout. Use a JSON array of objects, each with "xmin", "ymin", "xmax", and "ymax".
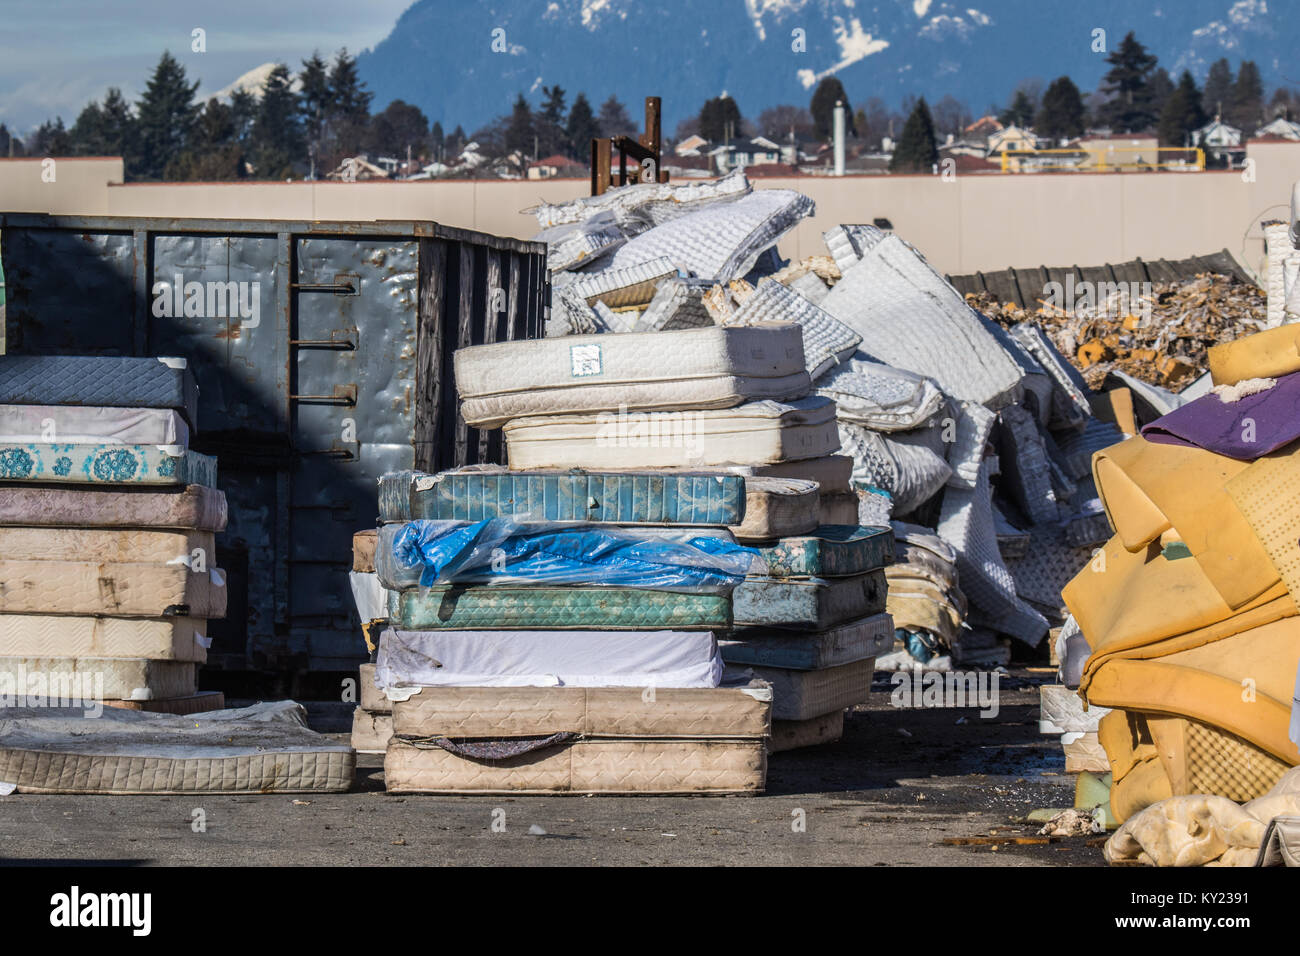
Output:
[
  {"xmin": 349, "ymin": 317, "xmax": 898, "ymax": 791},
  {"xmin": 0, "ymin": 355, "xmax": 355, "ymax": 795},
  {"xmin": 531, "ymin": 169, "xmax": 1127, "ymax": 671}
]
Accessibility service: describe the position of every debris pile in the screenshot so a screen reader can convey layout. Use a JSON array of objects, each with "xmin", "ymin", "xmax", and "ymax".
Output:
[{"xmin": 0, "ymin": 356, "xmax": 228, "ymax": 714}]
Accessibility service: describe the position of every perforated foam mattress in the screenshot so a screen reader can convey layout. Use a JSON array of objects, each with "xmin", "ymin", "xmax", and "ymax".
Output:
[
  {"xmin": 0, "ymin": 405, "xmax": 191, "ymax": 446},
  {"xmin": 731, "ymin": 569, "xmax": 887, "ymax": 630},
  {"xmin": 385, "ymin": 683, "xmax": 770, "ymax": 794},
  {"xmin": 0, "ymin": 484, "xmax": 226, "ymax": 531},
  {"xmin": 0, "ymin": 356, "xmax": 200, "ymax": 429},
  {"xmin": 720, "ymin": 612, "xmax": 894, "ymax": 670},
  {"xmin": 0, "ymin": 701, "xmax": 354, "ymax": 794},
  {"xmin": 455, "ymin": 324, "xmax": 811, "ymax": 429},
  {"xmin": 755, "ymin": 525, "xmax": 894, "ymax": 577},
  {"xmin": 724, "ymin": 658, "xmax": 875, "ymax": 721},
  {"xmin": 0, "ymin": 444, "xmax": 216, "ymax": 486},
  {"xmin": 503, "ymin": 396, "xmax": 841, "ymax": 470},
  {"xmin": 388, "ymin": 585, "xmax": 730, "ymax": 630},
  {"xmin": 0, "ymin": 615, "xmax": 209, "ymax": 662},
  {"xmin": 0, "ymin": 560, "xmax": 227, "ymax": 617},
  {"xmin": 377, "ymin": 465, "xmax": 746, "ymax": 526},
  {"xmin": 0, "ymin": 656, "xmax": 195, "ymax": 700},
  {"xmin": 375, "ymin": 626, "xmax": 722, "ymax": 690}
]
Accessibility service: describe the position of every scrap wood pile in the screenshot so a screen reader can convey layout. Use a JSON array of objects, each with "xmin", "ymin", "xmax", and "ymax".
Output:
[
  {"xmin": 524, "ymin": 168, "xmax": 1128, "ymax": 673},
  {"xmin": 0, "ymin": 356, "xmax": 353, "ymax": 794},
  {"xmin": 966, "ymin": 274, "xmax": 1267, "ymax": 393}
]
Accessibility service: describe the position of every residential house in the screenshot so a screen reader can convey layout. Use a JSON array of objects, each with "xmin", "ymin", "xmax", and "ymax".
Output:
[
  {"xmin": 1255, "ymin": 116, "xmax": 1300, "ymax": 142},
  {"xmin": 709, "ymin": 136, "xmax": 783, "ymax": 173},
  {"xmin": 674, "ymin": 134, "xmax": 709, "ymax": 157},
  {"xmin": 1192, "ymin": 118, "xmax": 1245, "ymax": 167},
  {"xmin": 527, "ymin": 154, "xmax": 584, "ymax": 180}
]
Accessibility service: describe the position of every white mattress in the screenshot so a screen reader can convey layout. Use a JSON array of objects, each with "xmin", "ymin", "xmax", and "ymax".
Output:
[
  {"xmin": 0, "ymin": 405, "xmax": 190, "ymax": 446},
  {"xmin": 349, "ymin": 571, "xmax": 391, "ymax": 623},
  {"xmin": 503, "ymin": 396, "xmax": 840, "ymax": 470},
  {"xmin": 456, "ymin": 324, "xmax": 811, "ymax": 429},
  {"xmin": 0, "ymin": 527, "xmax": 214, "ymax": 564},
  {"xmin": 713, "ymin": 455, "xmax": 854, "ymax": 494},
  {"xmin": 0, "ymin": 656, "xmax": 196, "ymax": 700},
  {"xmin": 0, "ymin": 701, "xmax": 354, "ymax": 794},
  {"xmin": 724, "ymin": 658, "xmax": 875, "ymax": 721},
  {"xmin": 0, "ymin": 615, "xmax": 209, "ymax": 662},
  {"xmin": 375, "ymin": 627, "xmax": 723, "ymax": 692},
  {"xmin": 0, "ymin": 560, "xmax": 226, "ymax": 617}
]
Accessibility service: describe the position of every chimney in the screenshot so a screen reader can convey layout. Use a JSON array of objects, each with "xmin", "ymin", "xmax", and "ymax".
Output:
[{"xmin": 833, "ymin": 100, "xmax": 846, "ymax": 176}]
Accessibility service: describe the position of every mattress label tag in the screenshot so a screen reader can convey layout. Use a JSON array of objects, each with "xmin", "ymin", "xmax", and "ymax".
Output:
[{"xmin": 570, "ymin": 344, "xmax": 602, "ymax": 377}]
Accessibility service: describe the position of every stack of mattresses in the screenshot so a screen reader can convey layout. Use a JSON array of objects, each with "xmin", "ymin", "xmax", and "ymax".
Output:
[
  {"xmin": 722, "ymin": 525, "xmax": 894, "ymax": 750},
  {"xmin": 1065, "ymin": 325, "xmax": 1300, "ymax": 824},
  {"xmin": 0, "ymin": 356, "xmax": 227, "ymax": 713},
  {"xmin": 457, "ymin": 323, "xmax": 893, "ymax": 751},
  {"xmin": 365, "ymin": 466, "xmax": 771, "ymax": 792}
]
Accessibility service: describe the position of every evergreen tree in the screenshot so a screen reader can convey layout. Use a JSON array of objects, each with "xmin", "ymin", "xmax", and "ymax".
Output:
[
  {"xmin": 1203, "ymin": 58, "xmax": 1233, "ymax": 119},
  {"xmin": 1000, "ymin": 89, "xmax": 1036, "ymax": 128},
  {"xmin": 1157, "ymin": 70, "xmax": 1207, "ymax": 146},
  {"xmin": 1035, "ymin": 76, "xmax": 1086, "ymax": 140},
  {"xmin": 327, "ymin": 48, "xmax": 373, "ymax": 160},
  {"xmin": 596, "ymin": 96, "xmax": 634, "ymax": 138},
  {"xmin": 0, "ymin": 124, "xmax": 22, "ymax": 157},
  {"xmin": 298, "ymin": 51, "xmax": 331, "ymax": 177},
  {"xmin": 447, "ymin": 124, "xmax": 467, "ymax": 157},
  {"xmin": 250, "ymin": 64, "xmax": 303, "ymax": 178},
  {"xmin": 229, "ymin": 89, "xmax": 257, "ymax": 145},
  {"xmin": 70, "ymin": 88, "xmax": 139, "ymax": 170},
  {"xmin": 565, "ymin": 93, "xmax": 599, "ymax": 158},
  {"xmin": 810, "ymin": 77, "xmax": 853, "ymax": 141},
  {"xmin": 366, "ymin": 99, "xmax": 430, "ymax": 161},
  {"xmin": 430, "ymin": 120, "xmax": 445, "ymax": 161},
  {"xmin": 30, "ymin": 118, "xmax": 72, "ymax": 156},
  {"xmin": 698, "ymin": 95, "xmax": 742, "ymax": 142},
  {"xmin": 135, "ymin": 51, "xmax": 200, "ymax": 180},
  {"xmin": 534, "ymin": 85, "xmax": 568, "ymax": 156},
  {"xmin": 167, "ymin": 98, "xmax": 246, "ymax": 180},
  {"xmin": 1228, "ymin": 60, "xmax": 1264, "ymax": 132},
  {"xmin": 1148, "ymin": 68, "xmax": 1175, "ymax": 117},
  {"xmin": 889, "ymin": 97, "xmax": 938, "ymax": 172},
  {"xmin": 1098, "ymin": 32, "xmax": 1159, "ymax": 132},
  {"xmin": 505, "ymin": 93, "xmax": 534, "ymax": 159}
]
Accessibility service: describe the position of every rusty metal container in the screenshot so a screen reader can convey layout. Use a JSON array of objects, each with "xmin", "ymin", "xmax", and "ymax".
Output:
[{"xmin": 0, "ymin": 214, "xmax": 548, "ymax": 680}]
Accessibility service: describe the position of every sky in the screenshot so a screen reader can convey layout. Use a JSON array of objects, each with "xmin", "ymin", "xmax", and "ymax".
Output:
[{"xmin": 0, "ymin": 0, "xmax": 412, "ymax": 135}]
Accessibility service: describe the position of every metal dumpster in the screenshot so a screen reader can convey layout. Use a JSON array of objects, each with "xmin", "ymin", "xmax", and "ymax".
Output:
[{"xmin": 0, "ymin": 214, "xmax": 548, "ymax": 686}]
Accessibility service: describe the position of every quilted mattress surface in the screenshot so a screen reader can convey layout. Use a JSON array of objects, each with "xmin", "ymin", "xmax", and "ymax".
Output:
[
  {"xmin": 0, "ymin": 527, "xmax": 214, "ymax": 564},
  {"xmin": 0, "ymin": 356, "xmax": 200, "ymax": 429},
  {"xmin": 731, "ymin": 569, "xmax": 888, "ymax": 629},
  {"xmin": 457, "ymin": 324, "xmax": 810, "ymax": 429},
  {"xmin": 0, "ymin": 701, "xmax": 354, "ymax": 794},
  {"xmin": 725, "ymin": 658, "xmax": 875, "ymax": 721},
  {"xmin": 378, "ymin": 465, "xmax": 745, "ymax": 526},
  {"xmin": 733, "ymin": 477, "xmax": 820, "ymax": 542},
  {"xmin": 0, "ymin": 484, "xmax": 226, "ymax": 531},
  {"xmin": 0, "ymin": 656, "xmax": 196, "ymax": 700},
  {"xmin": 0, "ymin": 560, "xmax": 227, "ymax": 617},
  {"xmin": 0, "ymin": 405, "xmax": 190, "ymax": 446},
  {"xmin": 503, "ymin": 396, "xmax": 841, "ymax": 470},
  {"xmin": 385, "ymin": 737, "xmax": 766, "ymax": 794},
  {"xmin": 0, "ymin": 614, "xmax": 209, "ymax": 662},
  {"xmin": 771, "ymin": 710, "xmax": 845, "ymax": 753},
  {"xmin": 720, "ymin": 612, "xmax": 894, "ymax": 670},
  {"xmin": 351, "ymin": 708, "xmax": 393, "ymax": 754},
  {"xmin": 756, "ymin": 525, "xmax": 894, "ymax": 577},
  {"xmin": 714, "ymin": 455, "xmax": 854, "ymax": 494},
  {"xmin": 388, "ymin": 585, "xmax": 730, "ymax": 630},
  {"xmin": 0, "ymin": 444, "xmax": 216, "ymax": 487},
  {"xmin": 392, "ymin": 682, "xmax": 771, "ymax": 738},
  {"xmin": 374, "ymin": 626, "xmax": 722, "ymax": 690}
]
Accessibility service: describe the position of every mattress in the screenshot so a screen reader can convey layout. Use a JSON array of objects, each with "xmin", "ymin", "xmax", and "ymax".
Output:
[
  {"xmin": 0, "ymin": 527, "xmax": 214, "ymax": 564},
  {"xmin": 359, "ymin": 663, "xmax": 390, "ymax": 714},
  {"xmin": 0, "ymin": 484, "xmax": 226, "ymax": 531},
  {"xmin": 0, "ymin": 560, "xmax": 227, "ymax": 617},
  {"xmin": 351, "ymin": 708, "xmax": 393, "ymax": 754},
  {"xmin": 771, "ymin": 710, "xmax": 845, "ymax": 753},
  {"xmin": 456, "ymin": 324, "xmax": 811, "ymax": 429},
  {"xmin": 731, "ymin": 569, "xmax": 887, "ymax": 629},
  {"xmin": 0, "ymin": 615, "xmax": 209, "ymax": 662},
  {"xmin": 388, "ymin": 585, "xmax": 730, "ymax": 630},
  {"xmin": 756, "ymin": 525, "xmax": 894, "ymax": 577},
  {"xmin": 725, "ymin": 658, "xmax": 875, "ymax": 721},
  {"xmin": 103, "ymin": 691, "xmax": 226, "ymax": 715},
  {"xmin": 0, "ymin": 656, "xmax": 195, "ymax": 701},
  {"xmin": 374, "ymin": 626, "xmax": 723, "ymax": 690},
  {"xmin": 0, "ymin": 405, "xmax": 190, "ymax": 446},
  {"xmin": 1039, "ymin": 683, "xmax": 1112, "ymax": 734},
  {"xmin": 377, "ymin": 465, "xmax": 746, "ymax": 526},
  {"xmin": 713, "ymin": 455, "xmax": 854, "ymax": 494},
  {"xmin": 0, "ymin": 701, "xmax": 354, "ymax": 794},
  {"xmin": 720, "ymin": 612, "xmax": 894, "ymax": 670},
  {"xmin": 352, "ymin": 529, "xmax": 378, "ymax": 573},
  {"xmin": 0, "ymin": 444, "xmax": 216, "ymax": 487},
  {"xmin": 0, "ymin": 355, "xmax": 200, "ymax": 429},
  {"xmin": 820, "ymin": 492, "xmax": 859, "ymax": 526},
  {"xmin": 349, "ymin": 571, "xmax": 390, "ymax": 625},
  {"xmin": 734, "ymin": 477, "xmax": 820, "ymax": 542},
  {"xmin": 386, "ymin": 736, "xmax": 767, "ymax": 794},
  {"xmin": 815, "ymin": 352, "xmax": 947, "ymax": 432},
  {"xmin": 731, "ymin": 278, "xmax": 861, "ymax": 379},
  {"xmin": 503, "ymin": 396, "xmax": 841, "ymax": 470}
]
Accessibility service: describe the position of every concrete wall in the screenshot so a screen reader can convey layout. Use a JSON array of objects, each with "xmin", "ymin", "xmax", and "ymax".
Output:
[{"xmin": 4, "ymin": 143, "xmax": 1299, "ymax": 277}]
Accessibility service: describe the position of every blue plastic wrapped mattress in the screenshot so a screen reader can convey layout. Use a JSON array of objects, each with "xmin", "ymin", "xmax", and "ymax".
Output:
[
  {"xmin": 0, "ymin": 444, "xmax": 216, "ymax": 487},
  {"xmin": 756, "ymin": 525, "xmax": 894, "ymax": 578},
  {"xmin": 0, "ymin": 356, "xmax": 200, "ymax": 429},
  {"xmin": 377, "ymin": 466, "xmax": 745, "ymax": 526}
]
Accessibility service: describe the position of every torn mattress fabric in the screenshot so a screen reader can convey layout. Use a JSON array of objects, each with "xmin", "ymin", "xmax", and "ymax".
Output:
[{"xmin": 814, "ymin": 352, "xmax": 946, "ymax": 432}]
